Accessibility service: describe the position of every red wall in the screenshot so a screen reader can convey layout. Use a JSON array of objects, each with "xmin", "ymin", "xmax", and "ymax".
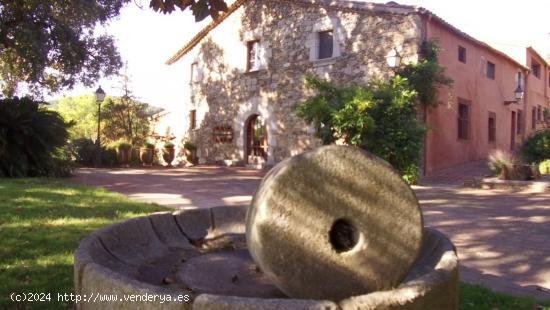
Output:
[
  {"xmin": 423, "ymin": 19, "xmax": 543, "ymax": 175},
  {"xmin": 525, "ymin": 49, "xmax": 550, "ymax": 136}
]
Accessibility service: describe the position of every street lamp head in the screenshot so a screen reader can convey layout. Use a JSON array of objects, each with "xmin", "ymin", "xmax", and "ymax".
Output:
[
  {"xmin": 386, "ymin": 48, "xmax": 402, "ymax": 68},
  {"xmin": 514, "ymin": 84, "xmax": 524, "ymax": 102},
  {"xmin": 95, "ymin": 86, "xmax": 106, "ymax": 102}
]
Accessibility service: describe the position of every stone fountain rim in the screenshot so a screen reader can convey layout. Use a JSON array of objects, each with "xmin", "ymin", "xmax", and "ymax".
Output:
[{"xmin": 74, "ymin": 205, "xmax": 458, "ymax": 309}]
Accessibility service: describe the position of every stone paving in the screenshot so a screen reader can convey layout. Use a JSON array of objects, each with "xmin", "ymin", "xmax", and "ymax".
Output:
[
  {"xmin": 69, "ymin": 166, "xmax": 550, "ymax": 301},
  {"xmin": 420, "ymin": 160, "xmax": 492, "ymax": 186},
  {"xmin": 72, "ymin": 166, "xmax": 263, "ymax": 209}
]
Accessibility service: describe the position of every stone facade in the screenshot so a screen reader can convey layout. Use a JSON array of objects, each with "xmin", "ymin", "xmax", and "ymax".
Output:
[{"xmin": 183, "ymin": 0, "xmax": 422, "ymax": 166}]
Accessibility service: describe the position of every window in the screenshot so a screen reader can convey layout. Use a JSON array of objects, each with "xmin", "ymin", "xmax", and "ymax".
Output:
[
  {"xmin": 538, "ymin": 105, "xmax": 543, "ymax": 122},
  {"xmin": 318, "ymin": 30, "xmax": 334, "ymax": 59},
  {"xmin": 517, "ymin": 109, "xmax": 523, "ymax": 135},
  {"xmin": 189, "ymin": 110, "xmax": 196, "ymax": 130},
  {"xmin": 531, "ymin": 59, "xmax": 541, "ymax": 79},
  {"xmin": 531, "ymin": 107, "xmax": 537, "ymax": 129},
  {"xmin": 247, "ymin": 40, "xmax": 261, "ymax": 71},
  {"xmin": 190, "ymin": 62, "xmax": 199, "ymax": 83},
  {"xmin": 517, "ymin": 72, "xmax": 524, "ymax": 89},
  {"xmin": 458, "ymin": 101, "xmax": 470, "ymax": 140},
  {"xmin": 486, "ymin": 61, "xmax": 495, "ymax": 79},
  {"xmin": 458, "ymin": 46, "xmax": 466, "ymax": 63},
  {"xmin": 488, "ymin": 112, "xmax": 496, "ymax": 143}
]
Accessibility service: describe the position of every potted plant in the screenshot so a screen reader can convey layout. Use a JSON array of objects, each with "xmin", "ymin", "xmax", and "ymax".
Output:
[
  {"xmin": 162, "ymin": 142, "xmax": 175, "ymax": 166},
  {"xmin": 184, "ymin": 141, "xmax": 198, "ymax": 165},
  {"xmin": 116, "ymin": 141, "xmax": 132, "ymax": 167},
  {"xmin": 139, "ymin": 142, "xmax": 155, "ymax": 166}
]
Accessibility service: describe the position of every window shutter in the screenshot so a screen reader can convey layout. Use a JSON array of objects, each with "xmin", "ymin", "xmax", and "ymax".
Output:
[{"xmin": 480, "ymin": 57, "xmax": 487, "ymax": 77}]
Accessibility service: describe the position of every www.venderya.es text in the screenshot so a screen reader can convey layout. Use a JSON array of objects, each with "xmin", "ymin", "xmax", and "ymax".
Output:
[{"xmin": 10, "ymin": 292, "xmax": 191, "ymax": 304}]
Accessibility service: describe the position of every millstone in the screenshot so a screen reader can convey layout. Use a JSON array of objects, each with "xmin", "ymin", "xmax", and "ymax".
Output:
[
  {"xmin": 246, "ymin": 145, "xmax": 424, "ymax": 301},
  {"xmin": 177, "ymin": 249, "xmax": 285, "ymax": 298}
]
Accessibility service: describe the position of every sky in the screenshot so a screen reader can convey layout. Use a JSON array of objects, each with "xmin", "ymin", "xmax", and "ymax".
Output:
[{"xmin": 51, "ymin": 0, "xmax": 550, "ymax": 111}]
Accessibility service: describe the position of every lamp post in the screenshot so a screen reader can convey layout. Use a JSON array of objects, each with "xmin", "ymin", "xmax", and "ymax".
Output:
[
  {"xmin": 94, "ymin": 86, "xmax": 106, "ymax": 168},
  {"xmin": 504, "ymin": 84, "xmax": 524, "ymax": 105}
]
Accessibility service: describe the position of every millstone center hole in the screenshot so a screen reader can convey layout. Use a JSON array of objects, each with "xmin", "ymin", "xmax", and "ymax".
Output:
[{"xmin": 329, "ymin": 219, "xmax": 359, "ymax": 253}]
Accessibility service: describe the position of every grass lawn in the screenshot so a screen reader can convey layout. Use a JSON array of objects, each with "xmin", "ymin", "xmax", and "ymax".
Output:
[
  {"xmin": 0, "ymin": 178, "xmax": 548, "ymax": 309},
  {"xmin": 0, "ymin": 178, "xmax": 167, "ymax": 309}
]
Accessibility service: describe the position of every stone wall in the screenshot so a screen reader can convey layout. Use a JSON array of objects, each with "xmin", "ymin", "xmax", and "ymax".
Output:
[{"xmin": 187, "ymin": 0, "xmax": 422, "ymax": 165}]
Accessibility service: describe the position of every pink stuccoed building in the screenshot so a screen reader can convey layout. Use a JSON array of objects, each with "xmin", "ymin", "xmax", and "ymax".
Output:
[{"xmin": 421, "ymin": 17, "xmax": 549, "ymax": 175}]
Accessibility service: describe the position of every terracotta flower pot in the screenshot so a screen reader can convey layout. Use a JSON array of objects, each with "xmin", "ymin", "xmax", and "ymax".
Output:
[
  {"xmin": 117, "ymin": 146, "xmax": 132, "ymax": 167},
  {"xmin": 185, "ymin": 149, "xmax": 197, "ymax": 165},
  {"xmin": 162, "ymin": 147, "xmax": 175, "ymax": 166},
  {"xmin": 139, "ymin": 147, "xmax": 154, "ymax": 166}
]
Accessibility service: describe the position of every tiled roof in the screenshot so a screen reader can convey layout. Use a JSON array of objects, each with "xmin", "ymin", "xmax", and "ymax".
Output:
[{"xmin": 165, "ymin": 0, "xmax": 529, "ymax": 70}]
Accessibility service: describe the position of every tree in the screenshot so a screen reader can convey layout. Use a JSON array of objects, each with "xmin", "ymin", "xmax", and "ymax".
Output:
[
  {"xmin": 0, "ymin": 0, "xmax": 230, "ymax": 97},
  {"xmin": 149, "ymin": 0, "xmax": 228, "ymax": 21},
  {"xmin": 0, "ymin": 97, "xmax": 72, "ymax": 177},
  {"xmin": 295, "ymin": 41, "xmax": 452, "ymax": 184},
  {"xmin": 0, "ymin": 1, "xmax": 132, "ymax": 97},
  {"xmin": 99, "ymin": 63, "xmax": 163, "ymax": 145},
  {"xmin": 101, "ymin": 97, "xmax": 162, "ymax": 146},
  {"xmin": 54, "ymin": 95, "xmax": 98, "ymax": 140},
  {"xmin": 295, "ymin": 75, "xmax": 425, "ymax": 184},
  {"xmin": 396, "ymin": 40, "xmax": 453, "ymax": 108}
]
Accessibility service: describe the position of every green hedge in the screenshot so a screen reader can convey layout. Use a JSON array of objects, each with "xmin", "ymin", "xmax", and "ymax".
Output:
[{"xmin": 521, "ymin": 130, "xmax": 550, "ymax": 164}]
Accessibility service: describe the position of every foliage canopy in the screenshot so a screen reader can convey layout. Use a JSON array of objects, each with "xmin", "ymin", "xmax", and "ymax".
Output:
[
  {"xmin": 0, "ymin": 0, "xmax": 128, "ymax": 97},
  {"xmin": 295, "ymin": 75, "xmax": 425, "ymax": 183},
  {"xmin": 149, "ymin": 0, "xmax": 229, "ymax": 21},
  {"xmin": 295, "ymin": 41, "xmax": 452, "ymax": 183},
  {"xmin": 0, "ymin": 0, "xmax": 232, "ymax": 97},
  {"xmin": 397, "ymin": 40, "xmax": 453, "ymax": 108},
  {"xmin": 521, "ymin": 130, "xmax": 550, "ymax": 164}
]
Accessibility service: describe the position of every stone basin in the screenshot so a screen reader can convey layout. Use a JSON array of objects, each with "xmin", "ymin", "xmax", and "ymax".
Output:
[{"xmin": 74, "ymin": 205, "xmax": 458, "ymax": 309}]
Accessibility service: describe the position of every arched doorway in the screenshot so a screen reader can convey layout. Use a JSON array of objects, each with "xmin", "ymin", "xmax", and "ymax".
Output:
[{"xmin": 245, "ymin": 114, "xmax": 268, "ymax": 164}]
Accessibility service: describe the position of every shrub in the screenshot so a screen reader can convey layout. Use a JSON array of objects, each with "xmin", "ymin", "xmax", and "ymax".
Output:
[
  {"xmin": 143, "ymin": 142, "xmax": 155, "ymax": 149},
  {"xmin": 488, "ymin": 150, "xmax": 517, "ymax": 176},
  {"xmin": 184, "ymin": 141, "xmax": 197, "ymax": 151},
  {"xmin": 101, "ymin": 147, "xmax": 118, "ymax": 167},
  {"xmin": 295, "ymin": 75, "xmax": 425, "ymax": 184},
  {"xmin": 67, "ymin": 138, "xmax": 96, "ymax": 166},
  {"xmin": 0, "ymin": 97, "xmax": 71, "ymax": 177},
  {"xmin": 164, "ymin": 142, "xmax": 175, "ymax": 148},
  {"xmin": 521, "ymin": 130, "xmax": 550, "ymax": 164},
  {"xmin": 116, "ymin": 140, "xmax": 132, "ymax": 151},
  {"xmin": 488, "ymin": 150, "xmax": 539, "ymax": 180},
  {"xmin": 540, "ymin": 159, "xmax": 550, "ymax": 174}
]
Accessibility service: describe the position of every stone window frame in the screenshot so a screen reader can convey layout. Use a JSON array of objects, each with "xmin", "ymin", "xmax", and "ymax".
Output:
[
  {"xmin": 190, "ymin": 62, "xmax": 202, "ymax": 84},
  {"xmin": 242, "ymin": 29, "xmax": 270, "ymax": 72},
  {"xmin": 246, "ymin": 40, "xmax": 261, "ymax": 72},
  {"xmin": 308, "ymin": 18, "xmax": 344, "ymax": 66}
]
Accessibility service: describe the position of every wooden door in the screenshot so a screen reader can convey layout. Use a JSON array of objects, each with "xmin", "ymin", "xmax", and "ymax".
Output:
[
  {"xmin": 511, "ymin": 111, "xmax": 516, "ymax": 150},
  {"xmin": 246, "ymin": 115, "xmax": 268, "ymax": 163}
]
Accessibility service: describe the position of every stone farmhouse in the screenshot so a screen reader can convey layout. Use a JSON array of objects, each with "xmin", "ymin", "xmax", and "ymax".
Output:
[{"xmin": 164, "ymin": 0, "xmax": 550, "ymax": 175}]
